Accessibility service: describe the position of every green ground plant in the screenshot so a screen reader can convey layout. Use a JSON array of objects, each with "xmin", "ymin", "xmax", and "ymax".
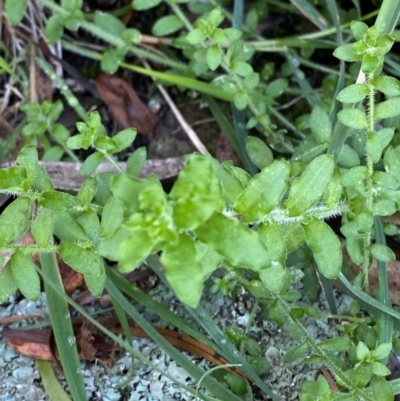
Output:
[{"xmin": 3, "ymin": 0, "xmax": 400, "ymax": 400}]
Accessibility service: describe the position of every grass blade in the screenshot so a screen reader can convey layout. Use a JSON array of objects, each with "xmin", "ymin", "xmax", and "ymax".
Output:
[
  {"xmin": 40, "ymin": 253, "xmax": 88, "ymax": 401},
  {"xmin": 374, "ymin": 216, "xmax": 393, "ymax": 359},
  {"xmin": 104, "ymin": 271, "xmax": 245, "ymax": 401},
  {"xmin": 146, "ymin": 255, "xmax": 280, "ymax": 401},
  {"xmin": 37, "ymin": 263, "xmax": 227, "ymax": 401},
  {"xmin": 37, "ymin": 360, "xmax": 72, "ymax": 401},
  {"xmin": 290, "ymin": 0, "xmax": 329, "ymax": 31}
]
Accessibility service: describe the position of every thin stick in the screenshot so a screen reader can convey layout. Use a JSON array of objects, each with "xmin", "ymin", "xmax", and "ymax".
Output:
[{"xmin": 141, "ymin": 60, "xmax": 209, "ymax": 155}]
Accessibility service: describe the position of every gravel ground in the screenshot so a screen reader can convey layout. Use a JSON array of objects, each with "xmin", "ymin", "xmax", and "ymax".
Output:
[{"xmin": 0, "ymin": 276, "xmax": 354, "ymax": 401}]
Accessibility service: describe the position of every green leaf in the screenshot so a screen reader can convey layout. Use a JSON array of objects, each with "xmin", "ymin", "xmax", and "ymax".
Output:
[
  {"xmin": 80, "ymin": 152, "xmax": 105, "ymax": 176},
  {"xmin": 0, "ymin": 262, "xmax": 17, "ymax": 302},
  {"xmin": 132, "ymin": 0, "xmax": 162, "ymax": 10},
  {"xmin": 231, "ymin": 61, "xmax": 253, "ymax": 77},
  {"xmin": 161, "ymin": 233, "xmax": 204, "ymax": 308},
  {"xmin": 284, "ymin": 154, "xmax": 334, "ymax": 216},
  {"xmin": 337, "ymin": 109, "xmax": 368, "ymax": 130},
  {"xmin": 375, "ymin": 97, "xmax": 400, "ymax": 119},
  {"xmin": 186, "ymin": 28, "xmax": 208, "ymax": 44},
  {"xmin": 224, "ymin": 27, "xmax": 242, "ymax": 42},
  {"xmin": 384, "ymin": 146, "xmax": 400, "ymax": 178},
  {"xmin": 259, "ymin": 263, "xmax": 289, "ymax": 293},
  {"xmin": 225, "ymin": 375, "xmax": 247, "ymax": 396},
  {"xmin": 15, "ymin": 145, "xmax": 38, "ymax": 190},
  {"xmin": 283, "ymin": 342, "xmax": 308, "ymax": 363},
  {"xmin": 126, "ymin": 147, "xmax": 147, "ymax": 176},
  {"xmin": 118, "ymin": 230, "xmax": 156, "ymax": 272},
  {"xmin": 10, "ymin": 250, "xmax": 40, "ymax": 302},
  {"xmin": 101, "ymin": 197, "xmax": 125, "ymax": 238},
  {"xmin": 371, "ymin": 75, "xmax": 400, "ymax": 96},
  {"xmin": 77, "ymin": 176, "xmax": 98, "ymax": 206},
  {"xmin": 366, "ymin": 131, "xmax": 383, "ymax": 163},
  {"xmin": 44, "ymin": 14, "xmax": 65, "ymax": 44},
  {"xmin": 98, "ymin": 226, "xmax": 130, "ymax": 261},
  {"xmin": 206, "ymin": 44, "xmax": 222, "ymax": 71},
  {"xmin": 94, "ymin": 11, "xmax": 125, "ymax": 36},
  {"xmin": 369, "ymin": 244, "xmax": 395, "ymax": 262},
  {"xmin": 372, "ymin": 343, "xmax": 392, "ymax": 361},
  {"xmin": 243, "ymin": 72, "xmax": 260, "ymax": 91},
  {"xmin": 210, "ymin": 28, "xmax": 229, "ymax": 44},
  {"xmin": 0, "ymin": 198, "xmax": 31, "ymax": 246},
  {"xmin": 196, "ymin": 242, "xmax": 223, "ymax": 278},
  {"xmin": 152, "ymin": 15, "xmax": 183, "ymax": 36},
  {"xmin": 31, "ymin": 207, "xmax": 54, "ymax": 246},
  {"xmin": 53, "ymin": 211, "xmax": 87, "ymax": 242},
  {"xmin": 377, "ymin": 127, "xmax": 394, "ymax": 149},
  {"xmin": 303, "ymin": 218, "xmax": 342, "ymax": 279},
  {"xmin": 341, "ymin": 166, "xmax": 368, "ymax": 189},
  {"xmin": 323, "ymin": 168, "xmax": 343, "ymax": 207},
  {"xmin": 83, "ymin": 271, "xmax": 106, "ymax": 298},
  {"xmin": 0, "ymin": 167, "xmax": 27, "ymax": 190},
  {"xmin": 248, "ymin": 357, "xmax": 271, "ymax": 376},
  {"xmin": 333, "ymin": 43, "xmax": 359, "ymax": 62},
  {"xmin": 371, "ymin": 377, "xmax": 394, "ymax": 401},
  {"xmin": 233, "ymin": 90, "xmax": 248, "ymax": 110},
  {"xmin": 259, "ymin": 222, "xmax": 286, "ymax": 263},
  {"xmin": 318, "ymin": 337, "xmax": 352, "ymax": 352},
  {"xmin": 171, "ymin": 155, "xmax": 223, "ymax": 231},
  {"xmin": 51, "ymin": 123, "xmax": 70, "ymax": 143},
  {"xmin": 353, "ymin": 362, "xmax": 372, "ymax": 388},
  {"xmin": 5, "ymin": 0, "xmax": 28, "ymax": 25},
  {"xmin": 373, "ymin": 200, "xmax": 397, "ymax": 216},
  {"xmin": 362, "ymin": 54, "xmax": 382, "ymax": 75},
  {"xmin": 244, "ymin": 337, "xmax": 261, "ymax": 356},
  {"xmin": 111, "ymin": 174, "xmax": 158, "ymax": 213},
  {"xmin": 93, "ymin": 136, "xmax": 117, "ymax": 152},
  {"xmin": 337, "ymin": 144, "xmax": 360, "ymax": 168},
  {"xmin": 101, "ymin": 48, "xmax": 125, "ymax": 74},
  {"xmin": 59, "ymin": 242, "xmax": 104, "ymax": 276},
  {"xmin": 266, "ymin": 78, "xmax": 288, "ymax": 99},
  {"xmin": 41, "ymin": 191, "xmax": 80, "ymax": 211},
  {"xmin": 245, "ymin": 136, "xmax": 273, "ymax": 169},
  {"xmin": 356, "ymin": 341, "xmax": 370, "ymax": 360},
  {"xmin": 212, "ymin": 161, "xmax": 248, "ymax": 207},
  {"xmin": 309, "ymin": 106, "xmax": 331, "ymax": 144},
  {"xmin": 282, "ymin": 223, "xmax": 306, "ymax": 254},
  {"xmin": 42, "ymin": 146, "xmax": 64, "ymax": 162},
  {"xmin": 77, "ymin": 210, "xmax": 101, "ymax": 245},
  {"xmin": 350, "ymin": 21, "xmax": 368, "ymax": 40},
  {"xmin": 236, "ymin": 160, "xmax": 289, "ymax": 222},
  {"xmin": 194, "ymin": 212, "xmax": 270, "ymax": 270},
  {"xmin": 63, "ymin": 10, "xmax": 84, "ymax": 31},
  {"xmin": 205, "ymin": 7, "xmax": 224, "ymax": 26},
  {"xmin": 112, "ymin": 128, "xmax": 137, "ymax": 153},
  {"xmin": 336, "ymin": 84, "xmax": 369, "ymax": 103}
]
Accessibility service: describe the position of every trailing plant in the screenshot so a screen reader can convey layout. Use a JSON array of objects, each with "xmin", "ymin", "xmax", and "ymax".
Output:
[{"xmin": 4, "ymin": 0, "xmax": 400, "ymax": 400}]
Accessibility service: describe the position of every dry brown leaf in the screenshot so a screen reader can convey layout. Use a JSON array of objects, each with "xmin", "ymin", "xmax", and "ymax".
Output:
[
  {"xmin": 2, "ymin": 316, "xmax": 251, "ymax": 380},
  {"xmin": 2, "ymin": 326, "xmax": 53, "ymax": 360},
  {"xmin": 96, "ymin": 73, "xmax": 159, "ymax": 138}
]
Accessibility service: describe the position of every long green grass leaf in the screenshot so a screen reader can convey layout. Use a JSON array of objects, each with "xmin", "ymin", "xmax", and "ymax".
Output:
[
  {"xmin": 37, "ymin": 264, "xmax": 225, "ymax": 401},
  {"xmin": 374, "ymin": 216, "xmax": 393, "ymax": 360},
  {"xmin": 37, "ymin": 360, "xmax": 72, "ymax": 401},
  {"xmin": 290, "ymin": 0, "xmax": 329, "ymax": 31},
  {"xmin": 40, "ymin": 253, "xmax": 88, "ymax": 401},
  {"xmin": 104, "ymin": 271, "xmax": 245, "ymax": 401},
  {"xmin": 147, "ymin": 255, "xmax": 280, "ymax": 401}
]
